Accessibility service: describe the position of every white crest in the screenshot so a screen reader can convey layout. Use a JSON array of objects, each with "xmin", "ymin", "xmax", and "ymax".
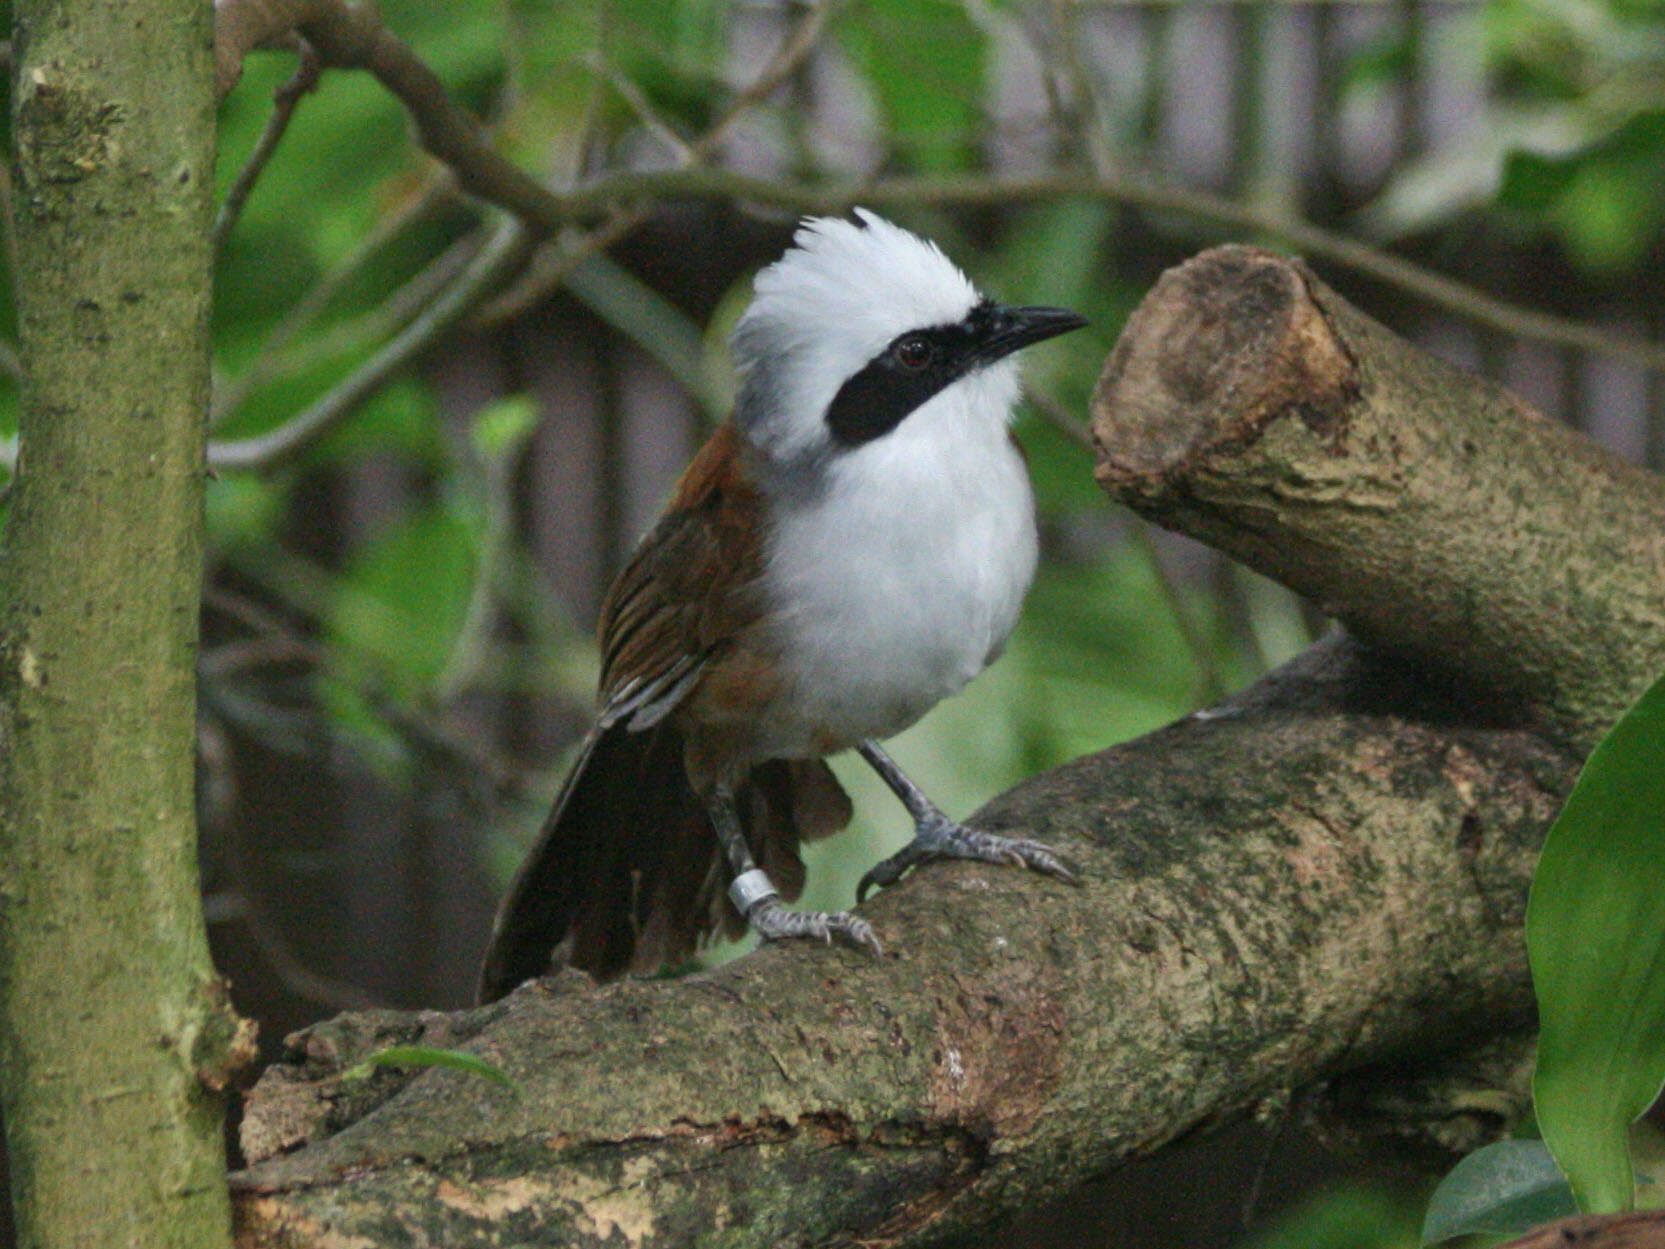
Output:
[{"xmin": 731, "ymin": 210, "xmax": 985, "ymax": 463}]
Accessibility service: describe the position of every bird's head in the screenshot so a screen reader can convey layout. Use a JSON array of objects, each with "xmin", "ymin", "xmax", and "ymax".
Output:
[{"xmin": 731, "ymin": 210, "xmax": 1086, "ymax": 464}]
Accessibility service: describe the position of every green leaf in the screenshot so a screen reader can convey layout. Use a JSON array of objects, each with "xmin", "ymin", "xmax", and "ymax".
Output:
[
  {"xmin": 1496, "ymin": 112, "xmax": 1665, "ymax": 272},
  {"xmin": 340, "ymin": 1044, "xmax": 512, "ymax": 1089},
  {"xmin": 204, "ymin": 472, "xmax": 284, "ymax": 551},
  {"xmin": 1421, "ymin": 1139, "xmax": 1578, "ymax": 1244},
  {"xmin": 325, "ymin": 503, "xmax": 481, "ymax": 701},
  {"xmin": 1528, "ymin": 669, "xmax": 1665, "ymax": 1213},
  {"xmin": 838, "ymin": 0, "xmax": 986, "ymax": 172},
  {"xmin": 470, "ymin": 394, "xmax": 539, "ymax": 462},
  {"xmin": 1241, "ymin": 1183, "xmax": 1421, "ymax": 1249}
]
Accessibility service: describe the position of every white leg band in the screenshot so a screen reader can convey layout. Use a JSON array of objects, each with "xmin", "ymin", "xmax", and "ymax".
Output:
[{"xmin": 728, "ymin": 868, "xmax": 778, "ymax": 915}]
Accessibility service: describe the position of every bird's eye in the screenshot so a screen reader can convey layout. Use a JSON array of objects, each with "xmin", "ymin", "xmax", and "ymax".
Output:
[{"xmin": 895, "ymin": 335, "xmax": 932, "ymax": 370}]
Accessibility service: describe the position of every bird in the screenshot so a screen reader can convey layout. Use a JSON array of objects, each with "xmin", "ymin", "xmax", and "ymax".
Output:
[{"xmin": 476, "ymin": 210, "xmax": 1086, "ymax": 1003}]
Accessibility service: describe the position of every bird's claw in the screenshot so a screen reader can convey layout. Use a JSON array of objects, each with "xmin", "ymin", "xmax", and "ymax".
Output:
[
  {"xmin": 746, "ymin": 895, "xmax": 883, "ymax": 959},
  {"xmin": 857, "ymin": 814, "xmax": 1079, "ymax": 902}
]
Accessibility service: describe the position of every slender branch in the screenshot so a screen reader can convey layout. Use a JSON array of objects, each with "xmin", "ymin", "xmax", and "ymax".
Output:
[
  {"xmin": 198, "ymin": 674, "xmax": 392, "ymax": 1013},
  {"xmin": 1025, "ymin": 384, "xmax": 1232, "ymax": 703},
  {"xmin": 209, "ymin": 215, "xmax": 531, "ymax": 471},
  {"xmin": 560, "ymin": 252, "xmax": 716, "ymax": 411},
  {"xmin": 478, "ymin": 0, "xmax": 839, "ymax": 321},
  {"xmin": 210, "ymin": 175, "xmax": 451, "ymax": 428},
  {"xmin": 695, "ymin": 0, "xmax": 839, "ymax": 157},
  {"xmin": 431, "ymin": 418, "xmax": 523, "ymax": 705},
  {"xmin": 535, "ymin": 167, "xmax": 1665, "ymax": 376},
  {"xmin": 589, "ymin": 54, "xmax": 693, "ymax": 161},
  {"xmin": 216, "ymin": 0, "xmax": 574, "ymax": 229},
  {"xmin": 212, "ymin": 219, "xmax": 475, "ymax": 427},
  {"xmin": 213, "ymin": 44, "xmax": 322, "ymax": 251},
  {"xmin": 474, "ymin": 207, "xmax": 648, "ymax": 327},
  {"xmin": 212, "ymin": 0, "xmax": 1665, "ymax": 375}
]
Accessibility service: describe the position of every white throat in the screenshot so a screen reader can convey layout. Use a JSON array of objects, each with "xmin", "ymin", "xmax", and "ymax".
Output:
[{"xmin": 758, "ymin": 364, "xmax": 1038, "ymax": 753}]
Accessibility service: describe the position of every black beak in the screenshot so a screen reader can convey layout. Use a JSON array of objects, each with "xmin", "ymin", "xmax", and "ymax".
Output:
[{"xmin": 974, "ymin": 304, "xmax": 1090, "ymax": 365}]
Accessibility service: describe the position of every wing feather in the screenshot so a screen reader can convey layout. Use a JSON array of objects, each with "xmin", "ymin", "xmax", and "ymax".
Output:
[{"xmin": 596, "ymin": 423, "xmax": 768, "ymax": 727}]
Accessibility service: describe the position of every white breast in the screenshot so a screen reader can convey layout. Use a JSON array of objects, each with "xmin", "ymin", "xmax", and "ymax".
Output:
[{"xmin": 758, "ymin": 368, "xmax": 1038, "ymax": 755}]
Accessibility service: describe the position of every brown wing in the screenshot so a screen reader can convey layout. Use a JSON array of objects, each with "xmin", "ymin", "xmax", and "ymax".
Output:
[
  {"xmin": 474, "ymin": 422, "xmax": 855, "ymax": 999},
  {"xmin": 595, "ymin": 423, "xmax": 768, "ymax": 730}
]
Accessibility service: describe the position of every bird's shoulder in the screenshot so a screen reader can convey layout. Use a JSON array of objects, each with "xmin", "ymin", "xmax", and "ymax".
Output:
[{"xmin": 596, "ymin": 422, "xmax": 770, "ymax": 716}]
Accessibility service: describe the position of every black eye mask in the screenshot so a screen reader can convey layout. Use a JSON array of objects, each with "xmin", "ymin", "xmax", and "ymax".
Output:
[{"xmin": 824, "ymin": 301, "xmax": 1085, "ymax": 447}]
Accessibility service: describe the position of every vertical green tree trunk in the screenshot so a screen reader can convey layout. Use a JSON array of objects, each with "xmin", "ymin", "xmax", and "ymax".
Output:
[{"xmin": 0, "ymin": 0, "xmax": 235, "ymax": 1245}]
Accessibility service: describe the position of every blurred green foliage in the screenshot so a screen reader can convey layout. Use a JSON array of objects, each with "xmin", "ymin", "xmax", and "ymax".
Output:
[
  {"xmin": 1241, "ymin": 1185, "xmax": 1423, "ymax": 1249},
  {"xmin": 1365, "ymin": 0, "xmax": 1665, "ymax": 270}
]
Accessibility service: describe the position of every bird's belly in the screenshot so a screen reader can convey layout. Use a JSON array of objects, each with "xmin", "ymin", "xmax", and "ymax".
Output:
[
  {"xmin": 756, "ymin": 450, "xmax": 1037, "ymax": 756},
  {"xmin": 777, "ymin": 610, "xmax": 993, "ymax": 747}
]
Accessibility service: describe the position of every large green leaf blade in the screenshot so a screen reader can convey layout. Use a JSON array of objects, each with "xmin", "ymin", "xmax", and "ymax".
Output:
[
  {"xmin": 1420, "ymin": 1139, "xmax": 1577, "ymax": 1244},
  {"xmin": 1527, "ymin": 670, "xmax": 1665, "ymax": 1213}
]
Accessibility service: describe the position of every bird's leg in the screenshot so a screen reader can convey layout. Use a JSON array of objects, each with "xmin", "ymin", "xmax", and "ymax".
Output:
[
  {"xmin": 709, "ymin": 783, "xmax": 882, "ymax": 957},
  {"xmin": 855, "ymin": 740, "xmax": 1079, "ymax": 902}
]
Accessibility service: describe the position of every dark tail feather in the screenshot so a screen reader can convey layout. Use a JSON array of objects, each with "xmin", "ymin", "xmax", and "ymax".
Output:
[{"xmin": 475, "ymin": 722, "xmax": 852, "ymax": 1003}]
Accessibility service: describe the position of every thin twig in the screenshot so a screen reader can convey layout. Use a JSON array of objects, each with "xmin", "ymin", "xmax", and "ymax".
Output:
[
  {"xmin": 695, "ymin": 0, "xmax": 839, "ymax": 158},
  {"xmin": 209, "ymin": 215, "xmax": 531, "ymax": 471},
  {"xmin": 475, "ymin": 208, "xmax": 649, "ymax": 327},
  {"xmin": 213, "ymin": 45, "xmax": 323, "ymax": 252},
  {"xmin": 531, "ymin": 166, "xmax": 1665, "ymax": 375},
  {"xmin": 211, "ymin": 175, "xmax": 452, "ymax": 428},
  {"xmin": 213, "ymin": 0, "xmax": 1665, "ymax": 375},
  {"xmin": 213, "ymin": 224, "xmax": 477, "ymax": 427},
  {"xmin": 479, "ymin": 0, "xmax": 840, "ymax": 321},
  {"xmin": 589, "ymin": 53, "xmax": 693, "ymax": 161},
  {"xmin": 295, "ymin": 0, "xmax": 574, "ymax": 232},
  {"xmin": 431, "ymin": 426, "xmax": 521, "ymax": 706},
  {"xmin": 212, "ymin": 0, "xmax": 1665, "ymax": 373}
]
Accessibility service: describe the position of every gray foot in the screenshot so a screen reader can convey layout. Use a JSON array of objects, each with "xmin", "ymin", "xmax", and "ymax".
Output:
[
  {"xmin": 856, "ymin": 813, "xmax": 1079, "ymax": 902},
  {"xmin": 747, "ymin": 895, "xmax": 883, "ymax": 958}
]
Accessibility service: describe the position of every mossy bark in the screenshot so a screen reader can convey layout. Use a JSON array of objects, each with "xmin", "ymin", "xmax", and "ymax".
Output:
[
  {"xmin": 233, "ymin": 636, "xmax": 1570, "ymax": 1246},
  {"xmin": 0, "ymin": 2, "xmax": 238, "ymax": 1247},
  {"xmin": 1091, "ymin": 245, "xmax": 1665, "ymax": 752}
]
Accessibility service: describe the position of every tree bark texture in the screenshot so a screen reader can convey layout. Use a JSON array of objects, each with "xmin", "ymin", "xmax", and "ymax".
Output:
[
  {"xmin": 1091, "ymin": 245, "xmax": 1665, "ymax": 753},
  {"xmin": 234, "ymin": 634, "xmax": 1567, "ymax": 1247},
  {"xmin": 226, "ymin": 248, "xmax": 1665, "ymax": 1245},
  {"xmin": 0, "ymin": 3, "xmax": 240, "ymax": 1247},
  {"xmin": 1500, "ymin": 1211, "xmax": 1665, "ymax": 1249}
]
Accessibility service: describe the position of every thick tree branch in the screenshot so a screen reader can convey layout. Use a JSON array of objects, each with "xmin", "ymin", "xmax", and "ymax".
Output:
[
  {"xmin": 233, "ymin": 634, "xmax": 1568, "ymax": 1246},
  {"xmin": 226, "ymin": 256, "xmax": 1665, "ymax": 1245},
  {"xmin": 1091, "ymin": 246, "xmax": 1665, "ymax": 751},
  {"xmin": 2, "ymin": 0, "xmax": 242, "ymax": 1242},
  {"xmin": 1501, "ymin": 1211, "xmax": 1665, "ymax": 1249}
]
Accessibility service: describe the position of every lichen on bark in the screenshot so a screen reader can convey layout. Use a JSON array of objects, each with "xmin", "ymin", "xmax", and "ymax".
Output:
[{"xmin": 0, "ymin": 2, "xmax": 237, "ymax": 1246}]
